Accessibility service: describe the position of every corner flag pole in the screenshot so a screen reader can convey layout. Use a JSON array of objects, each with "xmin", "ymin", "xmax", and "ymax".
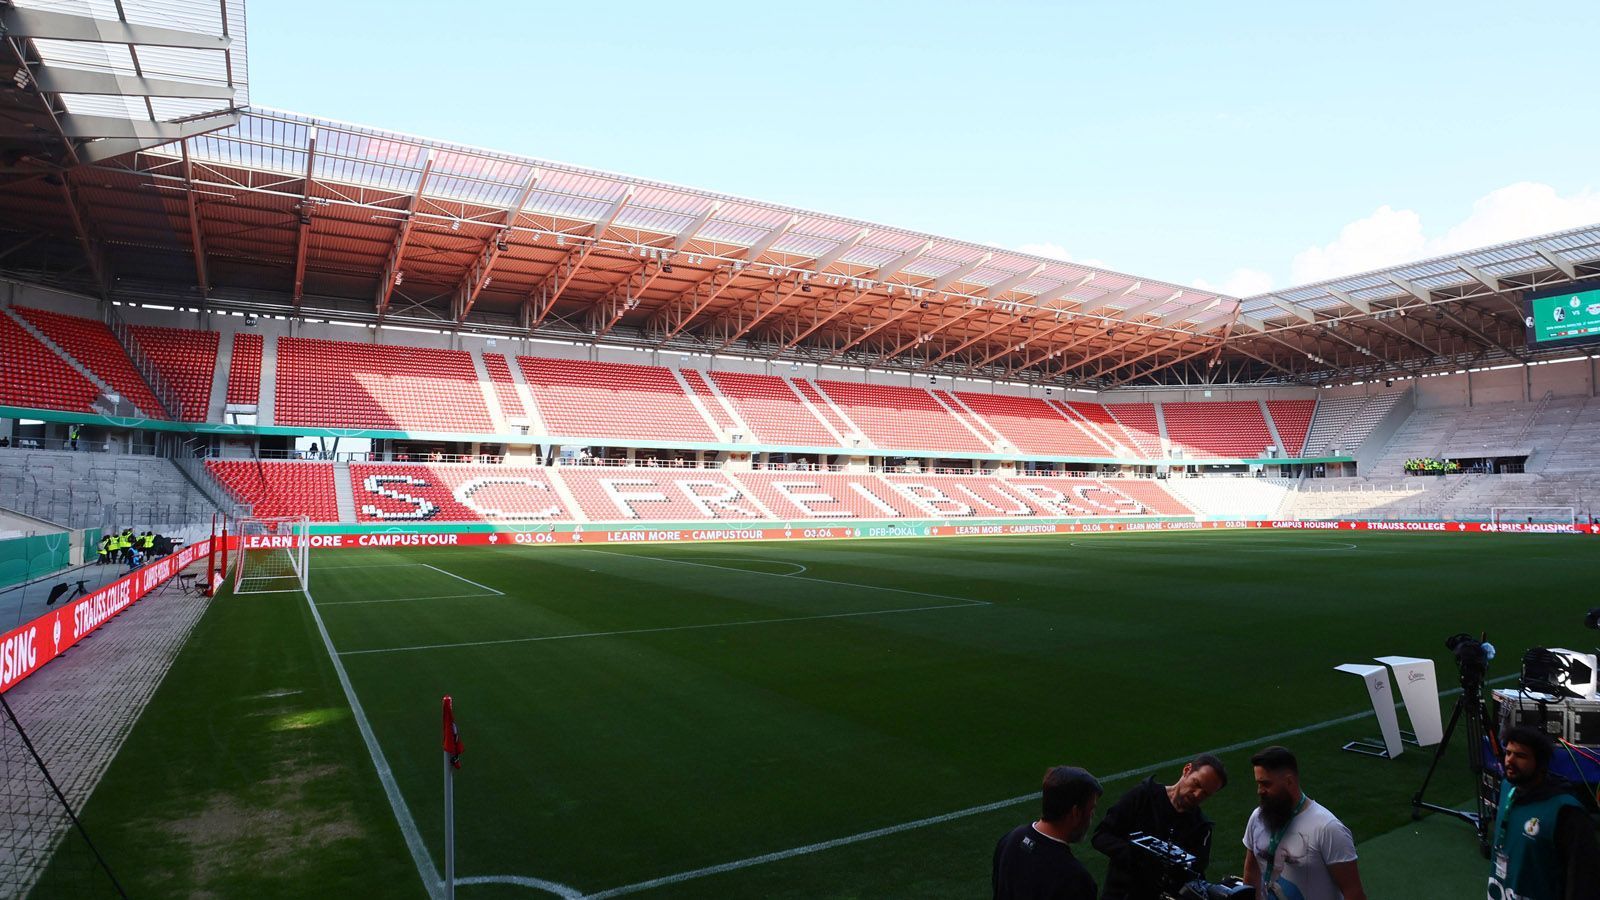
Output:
[{"xmin": 442, "ymin": 695, "xmax": 464, "ymax": 900}]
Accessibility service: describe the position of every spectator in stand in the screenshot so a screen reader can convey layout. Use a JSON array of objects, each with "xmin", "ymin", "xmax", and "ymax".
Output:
[
  {"xmin": 309, "ymin": 441, "xmax": 320, "ymax": 459},
  {"xmin": 0, "ymin": 435, "xmax": 10, "ymax": 447}
]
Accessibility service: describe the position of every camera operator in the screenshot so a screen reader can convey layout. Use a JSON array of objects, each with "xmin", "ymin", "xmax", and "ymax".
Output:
[
  {"xmin": 1488, "ymin": 726, "xmax": 1600, "ymax": 900},
  {"xmin": 993, "ymin": 766, "xmax": 1102, "ymax": 900},
  {"xmin": 1091, "ymin": 754, "xmax": 1228, "ymax": 900},
  {"xmin": 1241, "ymin": 746, "xmax": 1366, "ymax": 900}
]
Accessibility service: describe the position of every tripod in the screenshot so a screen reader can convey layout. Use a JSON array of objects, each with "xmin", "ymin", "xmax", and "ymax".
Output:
[{"xmin": 1411, "ymin": 672, "xmax": 1492, "ymax": 857}]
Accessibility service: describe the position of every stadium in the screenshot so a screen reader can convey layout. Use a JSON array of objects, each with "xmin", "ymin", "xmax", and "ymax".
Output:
[{"xmin": 1, "ymin": 1, "xmax": 1598, "ymax": 897}]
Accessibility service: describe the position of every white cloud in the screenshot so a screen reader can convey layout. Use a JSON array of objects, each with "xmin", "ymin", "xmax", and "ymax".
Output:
[
  {"xmin": 1193, "ymin": 267, "xmax": 1274, "ymax": 298},
  {"xmin": 1017, "ymin": 242, "xmax": 1105, "ymax": 269},
  {"xmin": 1289, "ymin": 182, "xmax": 1600, "ymax": 284}
]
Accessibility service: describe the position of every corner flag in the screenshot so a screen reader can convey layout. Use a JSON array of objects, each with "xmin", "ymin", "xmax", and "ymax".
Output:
[{"xmin": 443, "ymin": 695, "xmax": 464, "ymax": 768}]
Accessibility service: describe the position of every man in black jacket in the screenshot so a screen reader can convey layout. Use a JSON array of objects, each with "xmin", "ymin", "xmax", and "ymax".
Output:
[
  {"xmin": 1091, "ymin": 754, "xmax": 1228, "ymax": 900},
  {"xmin": 994, "ymin": 765, "xmax": 1102, "ymax": 900}
]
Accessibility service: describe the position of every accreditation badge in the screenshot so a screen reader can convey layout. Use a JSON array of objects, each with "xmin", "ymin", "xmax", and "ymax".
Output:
[{"xmin": 1494, "ymin": 849, "xmax": 1508, "ymax": 880}]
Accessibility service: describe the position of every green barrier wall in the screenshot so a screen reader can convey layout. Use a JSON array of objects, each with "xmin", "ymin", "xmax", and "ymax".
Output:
[{"xmin": 0, "ymin": 532, "xmax": 74, "ymax": 588}]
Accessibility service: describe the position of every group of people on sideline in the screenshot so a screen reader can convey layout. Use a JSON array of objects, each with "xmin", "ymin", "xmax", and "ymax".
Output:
[
  {"xmin": 1403, "ymin": 457, "xmax": 1461, "ymax": 475},
  {"xmin": 96, "ymin": 528, "xmax": 164, "ymax": 569},
  {"xmin": 995, "ymin": 731, "xmax": 1597, "ymax": 899}
]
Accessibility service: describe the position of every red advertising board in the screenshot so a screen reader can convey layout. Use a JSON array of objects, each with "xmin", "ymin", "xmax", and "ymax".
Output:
[
  {"xmin": 0, "ymin": 538, "xmax": 212, "ymax": 694},
  {"xmin": 234, "ymin": 518, "xmax": 1600, "ymax": 555}
]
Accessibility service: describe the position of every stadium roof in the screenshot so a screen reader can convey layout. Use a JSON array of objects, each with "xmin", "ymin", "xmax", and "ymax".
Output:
[{"xmin": 0, "ymin": 6, "xmax": 1597, "ymax": 388}]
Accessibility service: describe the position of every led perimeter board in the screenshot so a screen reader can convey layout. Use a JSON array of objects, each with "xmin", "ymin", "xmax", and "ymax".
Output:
[{"xmin": 1527, "ymin": 279, "xmax": 1600, "ymax": 349}]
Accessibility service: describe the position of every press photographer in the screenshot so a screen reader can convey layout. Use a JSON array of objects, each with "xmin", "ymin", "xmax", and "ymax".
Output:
[{"xmin": 1092, "ymin": 754, "xmax": 1229, "ymax": 900}]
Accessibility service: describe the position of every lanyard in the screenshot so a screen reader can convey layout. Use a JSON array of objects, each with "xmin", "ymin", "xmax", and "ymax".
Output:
[{"xmin": 1262, "ymin": 795, "xmax": 1308, "ymax": 889}]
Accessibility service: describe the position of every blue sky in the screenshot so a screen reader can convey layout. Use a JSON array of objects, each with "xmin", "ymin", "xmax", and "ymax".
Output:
[{"xmin": 247, "ymin": 1, "xmax": 1600, "ymax": 296}]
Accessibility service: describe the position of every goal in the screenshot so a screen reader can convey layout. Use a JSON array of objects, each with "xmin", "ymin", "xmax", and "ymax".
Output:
[
  {"xmin": 1489, "ymin": 506, "xmax": 1576, "ymax": 528},
  {"xmin": 233, "ymin": 515, "xmax": 310, "ymax": 594}
]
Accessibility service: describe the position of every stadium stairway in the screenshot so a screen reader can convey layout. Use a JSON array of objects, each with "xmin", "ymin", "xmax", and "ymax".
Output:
[
  {"xmin": 468, "ymin": 350, "xmax": 511, "ymax": 434},
  {"xmin": 333, "ymin": 460, "xmax": 357, "ymax": 523},
  {"xmin": 257, "ymin": 334, "xmax": 279, "ymax": 425},
  {"xmin": 1258, "ymin": 399, "xmax": 1288, "ymax": 452},
  {"xmin": 206, "ymin": 332, "xmax": 233, "ymax": 421}
]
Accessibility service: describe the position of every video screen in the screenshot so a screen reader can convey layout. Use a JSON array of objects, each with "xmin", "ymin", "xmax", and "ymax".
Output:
[{"xmin": 1527, "ymin": 280, "xmax": 1600, "ymax": 349}]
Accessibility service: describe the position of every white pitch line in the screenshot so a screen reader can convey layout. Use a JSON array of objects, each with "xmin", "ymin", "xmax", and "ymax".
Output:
[
  {"xmin": 456, "ymin": 875, "xmax": 584, "ymax": 898},
  {"xmin": 337, "ymin": 601, "xmax": 987, "ymax": 657},
  {"xmin": 316, "ymin": 592, "xmax": 503, "ymax": 607},
  {"xmin": 571, "ymin": 673, "xmax": 1518, "ymax": 898},
  {"xmin": 317, "ymin": 563, "xmax": 434, "ymax": 571},
  {"xmin": 421, "ymin": 562, "xmax": 506, "ymax": 596},
  {"xmin": 299, "ymin": 583, "xmax": 445, "ymax": 900},
  {"xmin": 571, "ymin": 548, "xmax": 991, "ymax": 607}
]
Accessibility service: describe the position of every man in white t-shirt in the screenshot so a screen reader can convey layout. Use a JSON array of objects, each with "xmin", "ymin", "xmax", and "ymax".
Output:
[{"xmin": 1241, "ymin": 746, "xmax": 1366, "ymax": 900}]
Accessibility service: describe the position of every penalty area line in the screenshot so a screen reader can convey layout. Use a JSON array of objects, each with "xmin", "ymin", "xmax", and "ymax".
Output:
[{"xmin": 573, "ymin": 673, "xmax": 1517, "ymax": 898}]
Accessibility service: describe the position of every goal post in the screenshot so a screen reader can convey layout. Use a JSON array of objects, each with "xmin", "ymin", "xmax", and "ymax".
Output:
[
  {"xmin": 233, "ymin": 515, "xmax": 310, "ymax": 594},
  {"xmin": 1489, "ymin": 506, "xmax": 1576, "ymax": 528}
]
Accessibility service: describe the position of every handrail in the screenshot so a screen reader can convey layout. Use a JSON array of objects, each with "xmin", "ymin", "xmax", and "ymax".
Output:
[{"xmin": 102, "ymin": 304, "xmax": 183, "ymax": 420}]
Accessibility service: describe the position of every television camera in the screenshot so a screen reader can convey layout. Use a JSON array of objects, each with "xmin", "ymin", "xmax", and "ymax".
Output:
[{"xmin": 1128, "ymin": 833, "xmax": 1255, "ymax": 899}]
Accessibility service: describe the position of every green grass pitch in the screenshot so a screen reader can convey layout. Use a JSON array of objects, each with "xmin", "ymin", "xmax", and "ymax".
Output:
[{"xmin": 56, "ymin": 530, "xmax": 1600, "ymax": 897}]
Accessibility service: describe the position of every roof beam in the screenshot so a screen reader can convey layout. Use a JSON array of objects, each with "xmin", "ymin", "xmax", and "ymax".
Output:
[
  {"xmin": 1457, "ymin": 261, "xmax": 1502, "ymax": 293},
  {"xmin": 30, "ymin": 68, "xmax": 236, "ymax": 100},
  {"xmin": 670, "ymin": 201, "xmax": 723, "ymax": 253},
  {"xmin": 590, "ymin": 201, "xmax": 722, "ymax": 339},
  {"xmin": 375, "ymin": 149, "xmax": 435, "ymax": 318},
  {"xmin": 872, "ymin": 240, "xmax": 934, "ymax": 284},
  {"xmin": 825, "ymin": 302, "xmax": 921, "ymax": 361},
  {"xmin": 1533, "ymin": 244, "xmax": 1577, "ymax": 278},
  {"xmin": 291, "ymin": 127, "xmax": 318, "ymax": 306},
  {"xmin": 1054, "ymin": 331, "xmax": 1184, "ymax": 381},
  {"xmin": 1026, "ymin": 274, "xmax": 1095, "ymax": 308},
  {"xmin": 1325, "ymin": 287, "xmax": 1371, "ymax": 314},
  {"xmin": 1111, "ymin": 289, "xmax": 1182, "ymax": 322},
  {"xmin": 1260, "ymin": 295, "xmax": 1317, "ymax": 324},
  {"xmin": 765, "ymin": 287, "xmax": 874, "ymax": 356},
  {"xmin": 929, "ymin": 252, "xmax": 993, "ymax": 292},
  {"xmin": 57, "ymin": 173, "xmax": 109, "ymax": 298},
  {"xmin": 454, "ymin": 169, "xmax": 541, "ymax": 322},
  {"xmin": 999, "ymin": 324, "xmax": 1105, "ymax": 376},
  {"xmin": 713, "ymin": 228, "xmax": 868, "ymax": 349},
  {"xmin": 0, "ymin": 6, "xmax": 232, "ymax": 49},
  {"xmin": 1103, "ymin": 335, "xmax": 1239, "ymax": 389},
  {"xmin": 868, "ymin": 263, "xmax": 1044, "ymax": 365},
  {"xmin": 527, "ymin": 188, "xmax": 635, "ymax": 329},
  {"xmin": 1094, "ymin": 334, "xmax": 1211, "ymax": 385},
  {"xmin": 649, "ymin": 214, "xmax": 798, "ymax": 344},
  {"xmin": 1438, "ymin": 305, "xmax": 1527, "ymax": 363},
  {"xmin": 979, "ymin": 263, "xmax": 1047, "ymax": 300},
  {"xmin": 762, "ymin": 239, "xmax": 934, "ymax": 356},
  {"xmin": 1155, "ymin": 298, "xmax": 1223, "ymax": 328},
  {"xmin": 1317, "ymin": 324, "xmax": 1421, "ymax": 378},
  {"xmin": 179, "ymin": 140, "xmax": 209, "ymax": 296},
  {"xmin": 1228, "ymin": 342, "xmax": 1304, "ymax": 382},
  {"xmin": 1083, "ymin": 281, "xmax": 1141, "ymax": 314},
  {"xmin": 1390, "ymin": 277, "xmax": 1431, "ymax": 303}
]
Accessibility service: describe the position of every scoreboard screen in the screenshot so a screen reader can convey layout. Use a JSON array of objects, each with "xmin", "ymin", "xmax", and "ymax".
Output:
[{"xmin": 1527, "ymin": 281, "xmax": 1600, "ymax": 349}]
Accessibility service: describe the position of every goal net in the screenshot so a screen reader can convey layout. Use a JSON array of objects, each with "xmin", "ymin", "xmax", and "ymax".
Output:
[
  {"xmin": 233, "ymin": 515, "xmax": 310, "ymax": 594},
  {"xmin": 1489, "ymin": 506, "xmax": 1576, "ymax": 528}
]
